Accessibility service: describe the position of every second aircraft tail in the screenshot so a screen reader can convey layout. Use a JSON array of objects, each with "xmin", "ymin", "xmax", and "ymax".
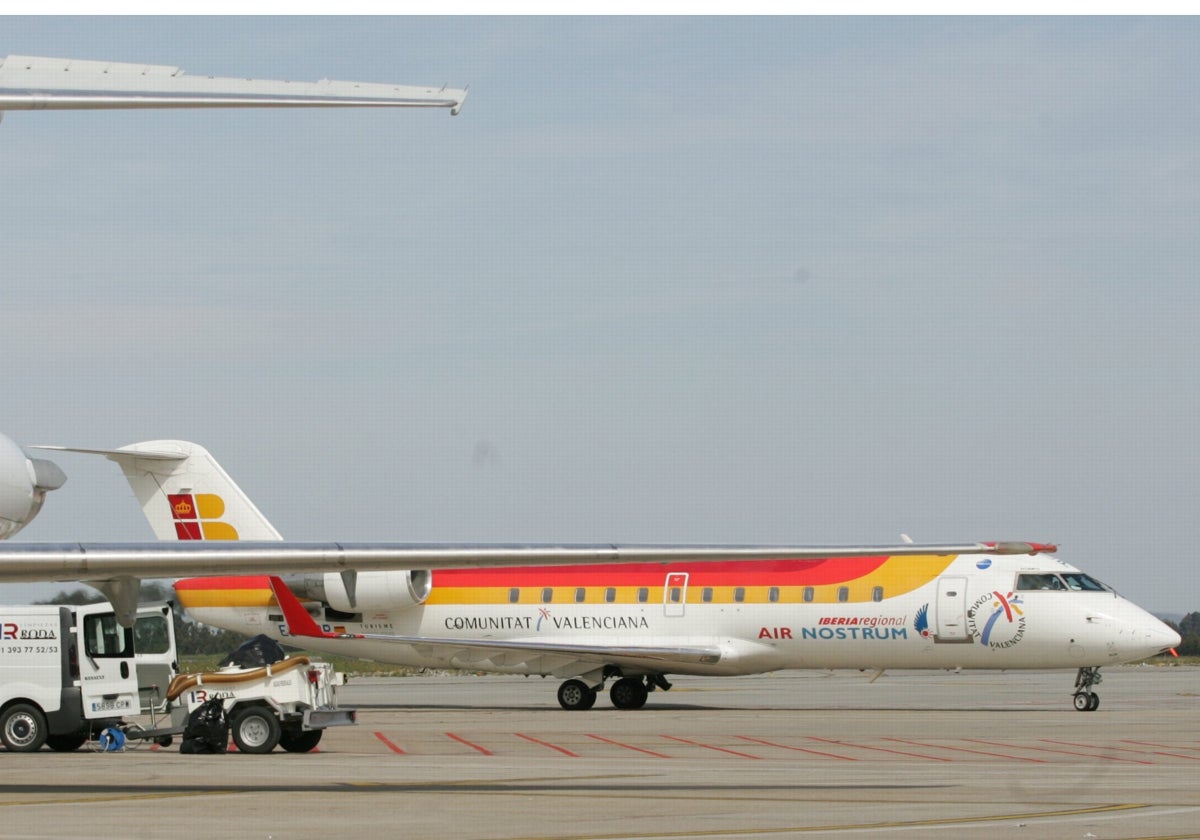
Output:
[{"xmin": 36, "ymin": 440, "xmax": 282, "ymax": 541}]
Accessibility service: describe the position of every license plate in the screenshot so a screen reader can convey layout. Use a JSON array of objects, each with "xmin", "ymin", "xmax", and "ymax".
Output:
[{"xmin": 90, "ymin": 699, "xmax": 132, "ymax": 712}]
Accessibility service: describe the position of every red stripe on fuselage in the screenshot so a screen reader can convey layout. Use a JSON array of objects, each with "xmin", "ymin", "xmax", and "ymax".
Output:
[
  {"xmin": 432, "ymin": 557, "xmax": 889, "ymax": 587},
  {"xmin": 174, "ymin": 557, "xmax": 893, "ymax": 593}
]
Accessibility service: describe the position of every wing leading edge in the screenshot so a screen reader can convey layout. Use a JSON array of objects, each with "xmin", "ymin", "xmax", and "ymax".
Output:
[
  {"xmin": 0, "ymin": 55, "xmax": 467, "ymax": 114},
  {"xmin": 0, "ymin": 541, "xmax": 1055, "ymax": 626},
  {"xmin": 0, "ymin": 540, "xmax": 1055, "ymax": 583}
]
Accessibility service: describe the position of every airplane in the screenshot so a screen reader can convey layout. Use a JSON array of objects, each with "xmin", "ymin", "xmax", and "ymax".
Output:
[
  {"xmin": 0, "ymin": 54, "xmax": 467, "ymax": 118},
  {"xmin": 33, "ymin": 439, "xmax": 1183, "ymax": 713}
]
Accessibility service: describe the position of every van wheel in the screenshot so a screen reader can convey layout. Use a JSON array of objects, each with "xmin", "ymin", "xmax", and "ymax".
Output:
[
  {"xmin": 231, "ymin": 707, "xmax": 281, "ymax": 754},
  {"xmin": 46, "ymin": 733, "xmax": 88, "ymax": 752},
  {"xmin": 1, "ymin": 704, "xmax": 48, "ymax": 752},
  {"xmin": 279, "ymin": 727, "xmax": 323, "ymax": 753}
]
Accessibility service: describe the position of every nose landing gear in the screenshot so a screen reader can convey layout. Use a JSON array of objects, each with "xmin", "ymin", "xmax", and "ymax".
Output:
[{"xmin": 1072, "ymin": 666, "xmax": 1102, "ymax": 711}]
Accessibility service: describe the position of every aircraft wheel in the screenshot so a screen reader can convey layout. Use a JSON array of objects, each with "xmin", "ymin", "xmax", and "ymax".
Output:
[
  {"xmin": 0, "ymin": 703, "xmax": 48, "ymax": 752},
  {"xmin": 1087, "ymin": 692, "xmax": 1100, "ymax": 711},
  {"xmin": 610, "ymin": 677, "xmax": 649, "ymax": 710},
  {"xmin": 279, "ymin": 726, "xmax": 323, "ymax": 753},
  {"xmin": 231, "ymin": 706, "xmax": 281, "ymax": 754},
  {"xmin": 1072, "ymin": 692, "xmax": 1090, "ymax": 711},
  {"xmin": 557, "ymin": 679, "xmax": 596, "ymax": 711}
]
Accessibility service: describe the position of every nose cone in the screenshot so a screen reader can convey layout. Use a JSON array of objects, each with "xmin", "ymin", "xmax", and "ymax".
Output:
[{"xmin": 1109, "ymin": 604, "xmax": 1181, "ymax": 661}]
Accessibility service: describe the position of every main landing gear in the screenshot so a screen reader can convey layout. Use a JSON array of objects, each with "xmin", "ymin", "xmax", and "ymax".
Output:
[
  {"xmin": 1072, "ymin": 666, "xmax": 1102, "ymax": 712},
  {"xmin": 557, "ymin": 674, "xmax": 671, "ymax": 710}
]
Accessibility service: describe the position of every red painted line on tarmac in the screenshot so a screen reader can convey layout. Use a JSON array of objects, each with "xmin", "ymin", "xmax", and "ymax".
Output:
[
  {"xmin": 1121, "ymin": 740, "xmax": 1200, "ymax": 752},
  {"xmin": 805, "ymin": 736, "xmax": 952, "ymax": 762},
  {"xmin": 882, "ymin": 738, "xmax": 1047, "ymax": 763},
  {"xmin": 514, "ymin": 733, "xmax": 579, "ymax": 757},
  {"xmin": 660, "ymin": 735, "xmax": 760, "ymax": 759},
  {"xmin": 735, "ymin": 735, "xmax": 857, "ymax": 760},
  {"xmin": 1043, "ymin": 739, "xmax": 1200, "ymax": 761},
  {"xmin": 585, "ymin": 734, "xmax": 671, "ymax": 758},
  {"xmin": 446, "ymin": 732, "xmax": 493, "ymax": 756},
  {"xmin": 373, "ymin": 732, "xmax": 405, "ymax": 754},
  {"xmin": 964, "ymin": 738, "xmax": 1153, "ymax": 764}
]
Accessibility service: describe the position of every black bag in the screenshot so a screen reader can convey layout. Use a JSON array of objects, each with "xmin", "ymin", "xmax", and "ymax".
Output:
[
  {"xmin": 219, "ymin": 634, "xmax": 286, "ymax": 669},
  {"xmin": 180, "ymin": 698, "xmax": 229, "ymax": 754}
]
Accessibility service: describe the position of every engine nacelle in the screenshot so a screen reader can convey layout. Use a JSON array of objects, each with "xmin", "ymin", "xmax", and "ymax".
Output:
[
  {"xmin": 0, "ymin": 432, "xmax": 66, "ymax": 539},
  {"xmin": 289, "ymin": 569, "xmax": 432, "ymax": 613}
]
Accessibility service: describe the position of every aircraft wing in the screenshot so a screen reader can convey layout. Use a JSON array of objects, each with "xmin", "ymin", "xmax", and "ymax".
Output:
[
  {"xmin": 267, "ymin": 576, "xmax": 723, "ymax": 677},
  {"xmin": 0, "ymin": 55, "xmax": 467, "ymax": 114},
  {"xmin": 0, "ymin": 540, "xmax": 1055, "ymax": 583}
]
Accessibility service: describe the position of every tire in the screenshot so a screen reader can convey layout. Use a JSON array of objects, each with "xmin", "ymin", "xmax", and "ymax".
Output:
[
  {"xmin": 230, "ymin": 707, "xmax": 281, "ymax": 754},
  {"xmin": 279, "ymin": 727, "xmax": 323, "ymax": 753},
  {"xmin": 558, "ymin": 679, "xmax": 597, "ymax": 711},
  {"xmin": 1, "ymin": 704, "xmax": 48, "ymax": 752},
  {"xmin": 46, "ymin": 733, "xmax": 88, "ymax": 752},
  {"xmin": 1073, "ymin": 692, "xmax": 1090, "ymax": 711},
  {"xmin": 1087, "ymin": 692, "xmax": 1100, "ymax": 712},
  {"xmin": 610, "ymin": 677, "xmax": 649, "ymax": 710}
]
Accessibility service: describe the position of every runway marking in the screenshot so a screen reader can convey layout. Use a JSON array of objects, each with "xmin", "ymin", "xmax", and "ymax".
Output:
[
  {"xmin": 881, "ymin": 737, "xmax": 1047, "ymax": 763},
  {"xmin": 0, "ymin": 790, "xmax": 238, "ymax": 808},
  {"xmin": 585, "ymin": 733, "xmax": 671, "ymax": 758},
  {"xmin": 373, "ymin": 731, "xmax": 405, "ymax": 754},
  {"xmin": 1121, "ymin": 739, "xmax": 1200, "ymax": 752},
  {"xmin": 504, "ymin": 803, "xmax": 1148, "ymax": 838},
  {"xmin": 965, "ymin": 738, "xmax": 1153, "ymax": 764},
  {"xmin": 734, "ymin": 735, "xmax": 858, "ymax": 760},
  {"xmin": 1044, "ymin": 738, "xmax": 1200, "ymax": 760},
  {"xmin": 805, "ymin": 736, "xmax": 952, "ymax": 762},
  {"xmin": 660, "ymin": 735, "xmax": 761, "ymax": 759},
  {"xmin": 446, "ymin": 731, "xmax": 493, "ymax": 756},
  {"xmin": 516, "ymin": 733, "xmax": 580, "ymax": 757}
]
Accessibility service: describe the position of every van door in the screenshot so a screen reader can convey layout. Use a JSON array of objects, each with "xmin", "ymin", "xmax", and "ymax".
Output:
[
  {"xmin": 75, "ymin": 603, "xmax": 140, "ymax": 720},
  {"xmin": 133, "ymin": 604, "xmax": 178, "ymax": 713}
]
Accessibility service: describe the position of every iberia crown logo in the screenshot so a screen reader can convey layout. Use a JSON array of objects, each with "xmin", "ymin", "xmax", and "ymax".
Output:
[{"xmin": 173, "ymin": 499, "xmax": 193, "ymax": 517}]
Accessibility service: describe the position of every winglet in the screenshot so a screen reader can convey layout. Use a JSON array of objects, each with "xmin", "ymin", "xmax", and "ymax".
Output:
[{"xmin": 268, "ymin": 576, "xmax": 335, "ymax": 639}]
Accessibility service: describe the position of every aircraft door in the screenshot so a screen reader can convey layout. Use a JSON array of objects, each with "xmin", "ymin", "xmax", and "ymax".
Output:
[
  {"xmin": 935, "ymin": 576, "xmax": 969, "ymax": 641},
  {"xmin": 664, "ymin": 573, "xmax": 688, "ymax": 617}
]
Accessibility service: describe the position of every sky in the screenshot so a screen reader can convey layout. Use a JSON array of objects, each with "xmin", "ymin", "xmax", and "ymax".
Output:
[{"xmin": 1, "ymin": 17, "xmax": 1197, "ymax": 615}]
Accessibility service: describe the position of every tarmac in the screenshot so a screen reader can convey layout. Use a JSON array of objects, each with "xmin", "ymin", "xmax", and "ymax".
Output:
[{"xmin": 1, "ymin": 666, "xmax": 1197, "ymax": 840}]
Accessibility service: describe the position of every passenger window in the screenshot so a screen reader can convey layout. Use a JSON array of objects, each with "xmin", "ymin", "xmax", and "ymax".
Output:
[
  {"xmin": 803, "ymin": 587, "xmax": 814, "ymax": 603},
  {"xmin": 872, "ymin": 586, "xmax": 884, "ymax": 603},
  {"xmin": 575, "ymin": 587, "xmax": 586, "ymax": 603},
  {"xmin": 509, "ymin": 587, "xmax": 520, "ymax": 603},
  {"xmin": 637, "ymin": 587, "xmax": 649, "ymax": 603},
  {"xmin": 837, "ymin": 586, "xmax": 849, "ymax": 603},
  {"xmin": 541, "ymin": 587, "xmax": 553, "ymax": 603},
  {"xmin": 702, "ymin": 587, "xmax": 713, "ymax": 603},
  {"xmin": 605, "ymin": 587, "xmax": 616, "ymax": 603},
  {"xmin": 733, "ymin": 587, "xmax": 745, "ymax": 603},
  {"xmin": 669, "ymin": 587, "xmax": 681, "ymax": 603},
  {"xmin": 134, "ymin": 612, "xmax": 171, "ymax": 655},
  {"xmin": 768, "ymin": 586, "xmax": 780, "ymax": 603},
  {"xmin": 84, "ymin": 613, "xmax": 133, "ymax": 658}
]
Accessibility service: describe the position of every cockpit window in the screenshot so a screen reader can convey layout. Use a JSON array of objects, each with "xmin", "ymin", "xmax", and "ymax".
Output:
[
  {"xmin": 1060, "ymin": 573, "xmax": 1113, "ymax": 592},
  {"xmin": 1016, "ymin": 573, "xmax": 1067, "ymax": 591}
]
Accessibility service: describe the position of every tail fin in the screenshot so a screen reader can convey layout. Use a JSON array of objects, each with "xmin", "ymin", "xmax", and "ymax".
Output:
[{"xmin": 35, "ymin": 440, "xmax": 282, "ymax": 541}]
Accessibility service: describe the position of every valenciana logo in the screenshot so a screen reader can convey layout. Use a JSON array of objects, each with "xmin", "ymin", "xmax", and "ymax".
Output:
[{"xmin": 966, "ymin": 591, "xmax": 1026, "ymax": 649}]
